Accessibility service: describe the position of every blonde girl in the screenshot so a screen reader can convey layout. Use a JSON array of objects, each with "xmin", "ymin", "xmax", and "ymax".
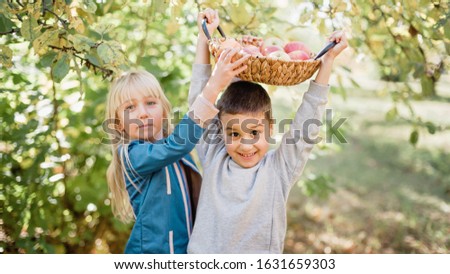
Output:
[{"xmin": 104, "ymin": 9, "xmax": 249, "ymax": 254}]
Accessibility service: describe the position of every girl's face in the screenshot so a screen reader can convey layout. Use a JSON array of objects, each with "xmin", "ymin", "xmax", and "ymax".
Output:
[{"xmin": 117, "ymin": 93, "xmax": 164, "ymax": 142}]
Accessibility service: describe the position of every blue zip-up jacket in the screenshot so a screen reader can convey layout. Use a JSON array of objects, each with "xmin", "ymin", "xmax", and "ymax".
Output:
[{"xmin": 122, "ymin": 108, "xmax": 216, "ymax": 253}]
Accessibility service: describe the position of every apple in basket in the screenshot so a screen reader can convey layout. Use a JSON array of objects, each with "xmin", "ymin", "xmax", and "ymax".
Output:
[
  {"xmin": 260, "ymin": 37, "xmax": 284, "ymax": 55},
  {"xmin": 284, "ymin": 41, "xmax": 311, "ymax": 55},
  {"xmin": 288, "ymin": 50, "xmax": 310, "ymax": 61},
  {"xmin": 262, "ymin": 45, "xmax": 283, "ymax": 56},
  {"xmin": 241, "ymin": 45, "xmax": 263, "ymax": 57},
  {"xmin": 267, "ymin": 50, "xmax": 291, "ymax": 61}
]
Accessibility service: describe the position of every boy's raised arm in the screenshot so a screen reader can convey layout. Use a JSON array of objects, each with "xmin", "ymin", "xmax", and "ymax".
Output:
[{"xmin": 273, "ymin": 31, "xmax": 348, "ymax": 191}]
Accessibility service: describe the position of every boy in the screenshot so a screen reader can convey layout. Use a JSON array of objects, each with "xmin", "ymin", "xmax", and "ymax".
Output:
[{"xmin": 189, "ymin": 11, "xmax": 348, "ymax": 254}]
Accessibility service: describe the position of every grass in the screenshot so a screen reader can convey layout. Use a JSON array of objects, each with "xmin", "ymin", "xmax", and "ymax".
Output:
[{"xmin": 280, "ymin": 82, "xmax": 450, "ymax": 254}]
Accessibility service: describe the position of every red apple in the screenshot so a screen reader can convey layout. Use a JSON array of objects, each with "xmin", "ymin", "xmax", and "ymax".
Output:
[
  {"xmin": 288, "ymin": 50, "xmax": 310, "ymax": 60},
  {"xmin": 262, "ymin": 45, "xmax": 283, "ymax": 56},
  {"xmin": 241, "ymin": 45, "xmax": 263, "ymax": 57},
  {"xmin": 261, "ymin": 37, "xmax": 284, "ymax": 55},
  {"xmin": 267, "ymin": 50, "xmax": 291, "ymax": 61},
  {"xmin": 284, "ymin": 41, "xmax": 310, "ymax": 55}
]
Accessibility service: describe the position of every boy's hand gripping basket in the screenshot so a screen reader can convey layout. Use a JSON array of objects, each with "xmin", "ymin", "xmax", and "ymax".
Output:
[{"xmin": 202, "ymin": 20, "xmax": 326, "ymax": 86}]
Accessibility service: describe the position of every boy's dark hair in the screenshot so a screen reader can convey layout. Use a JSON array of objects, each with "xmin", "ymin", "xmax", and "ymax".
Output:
[{"xmin": 217, "ymin": 81, "xmax": 272, "ymax": 121}]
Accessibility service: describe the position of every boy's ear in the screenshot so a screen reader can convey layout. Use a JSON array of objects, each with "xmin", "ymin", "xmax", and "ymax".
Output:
[{"xmin": 269, "ymin": 123, "xmax": 274, "ymax": 136}]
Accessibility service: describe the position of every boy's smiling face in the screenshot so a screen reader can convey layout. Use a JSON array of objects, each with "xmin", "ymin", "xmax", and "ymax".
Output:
[{"xmin": 220, "ymin": 112, "xmax": 272, "ymax": 168}]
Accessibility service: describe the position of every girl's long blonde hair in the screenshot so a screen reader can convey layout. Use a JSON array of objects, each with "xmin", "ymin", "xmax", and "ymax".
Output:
[{"xmin": 105, "ymin": 70, "xmax": 172, "ymax": 223}]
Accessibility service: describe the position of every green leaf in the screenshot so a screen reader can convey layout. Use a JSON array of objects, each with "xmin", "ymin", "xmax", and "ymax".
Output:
[
  {"xmin": 86, "ymin": 53, "xmax": 101, "ymax": 67},
  {"xmin": 69, "ymin": 16, "xmax": 86, "ymax": 34},
  {"xmin": 80, "ymin": 0, "xmax": 97, "ymax": 13},
  {"xmin": 0, "ymin": 14, "xmax": 14, "ymax": 33},
  {"xmin": 409, "ymin": 130, "xmax": 419, "ymax": 145},
  {"xmin": 153, "ymin": 0, "xmax": 169, "ymax": 14},
  {"xmin": 425, "ymin": 122, "xmax": 436, "ymax": 134},
  {"xmin": 26, "ymin": 2, "xmax": 43, "ymax": 20},
  {"xmin": 21, "ymin": 17, "xmax": 41, "ymax": 41},
  {"xmin": 97, "ymin": 41, "xmax": 123, "ymax": 65},
  {"xmin": 68, "ymin": 34, "xmax": 95, "ymax": 52},
  {"xmin": 444, "ymin": 23, "xmax": 450, "ymax": 40},
  {"xmin": 97, "ymin": 43, "xmax": 113, "ymax": 64},
  {"xmin": 43, "ymin": 0, "xmax": 53, "ymax": 10},
  {"xmin": 39, "ymin": 51, "xmax": 58, "ymax": 67},
  {"xmin": 12, "ymin": 73, "xmax": 31, "ymax": 85},
  {"xmin": 52, "ymin": 54, "xmax": 70, "ymax": 83},
  {"xmin": 385, "ymin": 107, "xmax": 398, "ymax": 121},
  {"xmin": 0, "ymin": 45, "xmax": 13, "ymax": 68},
  {"xmin": 33, "ymin": 29, "xmax": 59, "ymax": 55}
]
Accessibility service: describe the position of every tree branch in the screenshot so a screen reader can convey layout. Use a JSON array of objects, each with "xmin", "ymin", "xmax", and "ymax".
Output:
[
  {"xmin": 48, "ymin": 45, "xmax": 113, "ymax": 78},
  {"xmin": 43, "ymin": 8, "xmax": 69, "ymax": 28},
  {"xmin": 6, "ymin": 1, "xmax": 23, "ymax": 22},
  {"xmin": 0, "ymin": 28, "xmax": 20, "ymax": 35},
  {"xmin": 15, "ymin": 0, "xmax": 24, "ymax": 8}
]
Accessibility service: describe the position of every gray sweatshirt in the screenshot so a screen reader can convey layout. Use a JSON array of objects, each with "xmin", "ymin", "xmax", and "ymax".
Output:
[{"xmin": 187, "ymin": 64, "xmax": 329, "ymax": 253}]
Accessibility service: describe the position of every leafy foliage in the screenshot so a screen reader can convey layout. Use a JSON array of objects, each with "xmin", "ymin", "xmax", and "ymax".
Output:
[{"xmin": 300, "ymin": 0, "xmax": 449, "ymax": 142}]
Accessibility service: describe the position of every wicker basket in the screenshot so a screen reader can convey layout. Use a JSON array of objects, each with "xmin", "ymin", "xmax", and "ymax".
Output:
[{"xmin": 203, "ymin": 21, "xmax": 322, "ymax": 86}]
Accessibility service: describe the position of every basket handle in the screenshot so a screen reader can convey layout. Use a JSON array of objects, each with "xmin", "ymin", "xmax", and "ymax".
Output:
[
  {"xmin": 314, "ymin": 41, "xmax": 337, "ymax": 60},
  {"xmin": 202, "ymin": 18, "xmax": 226, "ymax": 40}
]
